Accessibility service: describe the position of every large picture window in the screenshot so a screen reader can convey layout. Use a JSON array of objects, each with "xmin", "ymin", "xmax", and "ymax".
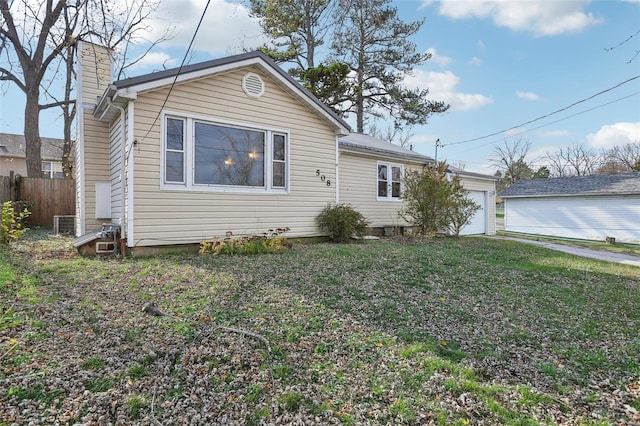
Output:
[
  {"xmin": 194, "ymin": 123, "xmax": 265, "ymax": 186},
  {"xmin": 163, "ymin": 114, "xmax": 288, "ymax": 193},
  {"xmin": 377, "ymin": 162, "xmax": 402, "ymax": 200}
]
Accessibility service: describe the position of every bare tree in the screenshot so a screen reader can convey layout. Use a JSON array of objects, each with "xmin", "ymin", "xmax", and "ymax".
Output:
[
  {"xmin": 604, "ymin": 142, "xmax": 640, "ymax": 172},
  {"xmin": 490, "ymin": 138, "xmax": 533, "ymax": 190},
  {"xmin": 0, "ymin": 0, "xmax": 168, "ymax": 177},
  {"xmin": 368, "ymin": 121, "xmax": 414, "ymax": 148},
  {"xmin": 0, "ymin": 0, "xmax": 68, "ymax": 177},
  {"xmin": 544, "ymin": 143, "xmax": 601, "ymax": 177}
]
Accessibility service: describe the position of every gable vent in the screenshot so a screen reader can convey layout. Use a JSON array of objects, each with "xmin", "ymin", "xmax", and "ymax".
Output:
[{"xmin": 242, "ymin": 72, "xmax": 265, "ymax": 98}]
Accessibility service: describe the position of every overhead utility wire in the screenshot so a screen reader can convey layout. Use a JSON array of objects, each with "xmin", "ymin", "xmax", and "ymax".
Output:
[
  {"xmin": 139, "ymin": 0, "xmax": 212, "ymax": 144},
  {"xmin": 446, "ymin": 75, "xmax": 640, "ymax": 147},
  {"xmin": 454, "ymin": 91, "xmax": 640, "ymax": 154}
]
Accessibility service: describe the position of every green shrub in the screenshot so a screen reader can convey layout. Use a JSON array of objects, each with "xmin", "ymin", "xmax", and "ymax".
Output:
[
  {"xmin": 399, "ymin": 162, "xmax": 479, "ymax": 236},
  {"xmin": 1, "ymin": 201, "xmax": 30, "ymax": 245},
  {"xmin": 316, "ymin": 203, "xmax": 368, "ymax": 243}
]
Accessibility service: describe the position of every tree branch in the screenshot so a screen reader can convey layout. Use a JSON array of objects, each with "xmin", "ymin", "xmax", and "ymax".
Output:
[
  {"xmin": 40, "ymin": 99, "xmax": 76, "ymax": 110},
  {"xmin": 0, "ymin": 67, "xmax": 27, "ymax": 92}
]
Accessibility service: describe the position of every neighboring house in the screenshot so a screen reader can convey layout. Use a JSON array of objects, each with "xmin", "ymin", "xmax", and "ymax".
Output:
[
  {"xmin": 500, "ymin": 173, "xmax": 640, "ymax": 243},
  {"xmin": 339, "ymin": 132, "xmax": 497, "ymax": 236},
  {"xmin": 73, "ymin": 42, "xmax": 495, "ymax": 255},
  {"xmin": 0, "ymin": 133, "xmax": 66, "ymax": 178}
]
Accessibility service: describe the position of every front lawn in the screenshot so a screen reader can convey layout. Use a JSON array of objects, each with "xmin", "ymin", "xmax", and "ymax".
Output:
[{"xmin": 1, "ymin": 230, "xmax": 639, "ymax": 425}]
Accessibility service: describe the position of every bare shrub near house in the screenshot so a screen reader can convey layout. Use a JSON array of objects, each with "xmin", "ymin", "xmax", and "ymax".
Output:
[{"xmin": 399, "ymin": 162, "xmax": 479, "ymax": 236}]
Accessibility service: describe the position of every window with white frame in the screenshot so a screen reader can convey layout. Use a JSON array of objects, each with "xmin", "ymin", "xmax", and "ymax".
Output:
[
  {"xmin": 163, "ymin": 114, "xmax": 288, "ymax": 192},
  {"xmin": 165, "ymin": 118, "xmax": 185, "ymax": 183},
  {"xmin": 42, "ymin": 161, "xmax": 64, "ymax": 179},
  {"xmin": 377, "ymin": 162, "xmax": 402, "ymax": 200}
]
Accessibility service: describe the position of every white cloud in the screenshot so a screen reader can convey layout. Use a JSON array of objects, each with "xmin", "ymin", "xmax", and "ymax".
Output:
[
  {"xmin": 404, "ymin": 69, "xmax": 493, "ymax": 111},
  {"xmin": 477, "ymin": 40, "xmax": 485, "ymax": 51},
  {"xmin": 469, "ymin": 56, "xmax": 482, "ymax": 66},
  {"xmin": 426, "ymin": 48, "xmax": 452, "ymax": 67},
  {"xmin": 504, "ymin": 128, "xmax": 526, "ymax": 137},
  {"xmin": 585, "ymin": 122, "xmax": 640, "ymax": 149},
  {"xmin": 516, "ymin": 91, "xmax": 540, "ymax": 101},
  {"xmin": 127, "ymin": 52, "xmax": 178, "ymax": 71},
  {"xmin": 424, "ymin": 0, "xmax": 602, "ymax": 36},
  {"xmin": 149, "ymin": 0, "xmax": 266, "ymax": 57},
  {"xmin": 537, "ymin": 130, "xmax": 570, "ymax": 138}
]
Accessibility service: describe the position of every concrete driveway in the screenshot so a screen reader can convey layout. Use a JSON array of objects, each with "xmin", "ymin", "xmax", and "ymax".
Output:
[{"xmin": 496, "ymin": 236, "xmax": 640, "ymax": 267}]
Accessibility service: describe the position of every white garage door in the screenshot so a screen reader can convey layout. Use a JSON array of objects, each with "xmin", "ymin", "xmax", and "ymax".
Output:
[
  {"xmin": 460, "ymin": 191, "xmax": 487, "ymax": 235},
  {"xmin": 504, "ymin": 195, "xmax": 640, "ymax": 243}
]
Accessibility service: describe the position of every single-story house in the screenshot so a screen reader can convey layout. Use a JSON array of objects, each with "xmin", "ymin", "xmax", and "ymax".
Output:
[
  {"xmin": 0, "ymin": 133, "xmax": 66, "ymax": 178},
  {"xmin": 338, "ymin": 133, "xmax": 497, "ymax": 236},
  {"xmin": 500, "ymin": 172, "xmax": 640, "ymax": 243},
  {"xmin": 73, "ymin": 42, "xmax": 495, "ymax": 255}
]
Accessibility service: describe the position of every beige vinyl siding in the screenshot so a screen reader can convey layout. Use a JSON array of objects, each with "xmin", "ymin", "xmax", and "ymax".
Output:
[
  {"xmin": 109, "ymin": 116, "xmax": 123, "ymax": 224},
  {"xmin": 458, "ymin": 175, "xmax": 496, "ymax": 235},
  {"xmin": 129, "ymin": 67, "xmax": 338, "ymax": 246},
  {"xmin": 77, "ymin": 42, "xmax": 112, "ymax": 233},
  {"xmin": 339, "ymin": 152, "xmax": 419, "ymax": 228},
  {"xmin": 0, "ymin": 158, "xmax": 27, "ymax": 176}
]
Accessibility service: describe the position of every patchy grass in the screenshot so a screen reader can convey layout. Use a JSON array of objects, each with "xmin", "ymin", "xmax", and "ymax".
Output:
[
  {"xmin": 0, "ymin": 228, "xmax": 639, "ymax": 424},
  {"xmin": 498, "ymin": 230, "xmax": 640, "ymax": 256}
]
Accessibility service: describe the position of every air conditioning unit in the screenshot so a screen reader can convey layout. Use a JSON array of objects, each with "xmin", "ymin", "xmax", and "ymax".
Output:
[{"xmin": 54, "ymin": 215, "xmax": 75, "ymax": 235}]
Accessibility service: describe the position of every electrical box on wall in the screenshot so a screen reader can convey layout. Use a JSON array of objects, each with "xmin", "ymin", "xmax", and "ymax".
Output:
[{"xmin": 95, "ymin": 183, "xmax": 111, "ymax": 219}]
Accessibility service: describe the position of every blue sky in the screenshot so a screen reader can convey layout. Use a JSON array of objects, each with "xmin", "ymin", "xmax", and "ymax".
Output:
[{"xmin": 1, "ymin": 0, "xmax": 639, "ymax": 174}]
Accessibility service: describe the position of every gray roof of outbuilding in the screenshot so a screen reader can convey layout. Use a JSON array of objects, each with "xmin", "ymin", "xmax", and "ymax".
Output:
[
  {"xmin": 112, "ymin": 50, "xmax": 351, "ymax": 132},
  {"xmin": 0, "ymin": 133, "xmax": 65, "ymax": 160},
  {"xmin": 500, "ymin": 172, "xmax": 640, "ymax": 198},
  {"xmin": 339, "ymin": 133, "xmax": 433, "ymax": 163}
]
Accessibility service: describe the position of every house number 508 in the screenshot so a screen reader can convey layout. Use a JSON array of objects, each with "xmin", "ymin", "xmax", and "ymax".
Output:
[{"xmin": 316, "ymin": 170, "xmax": 331, "ymax": 186}]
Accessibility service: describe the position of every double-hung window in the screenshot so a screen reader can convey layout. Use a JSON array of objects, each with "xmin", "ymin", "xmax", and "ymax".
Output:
[
  {"xmin": 165, "ymin": 118, "xmax": 185, "ymax": 183},
  {"xmin": 162, "ymin": 114, "xmax": 288, "ymax": 193},
  {"xmin": 377, "ymin": 162, "xmax": 402, "ymax": 200},
  {"xmin": 41, "ymin": 161, "xmax": 64, "ymax": 179}
]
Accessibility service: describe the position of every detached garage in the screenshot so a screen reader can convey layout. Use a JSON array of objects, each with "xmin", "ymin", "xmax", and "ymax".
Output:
[{"xmin": 500, "ymin": 173, "xmax": 640, "ymax": 244}]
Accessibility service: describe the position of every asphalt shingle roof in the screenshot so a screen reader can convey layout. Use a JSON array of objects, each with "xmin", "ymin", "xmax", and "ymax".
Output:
[
  {"xmin": 339, "ymin": 133, "xmax": 433, "ymax": 163},
  {"xmin": 339, "ymin": 134, "xmax": 497, "ymax": 182},
  {"xmin": 500, "ymin": 172, "xmax": 640, "ymax": 198},
  {"xmin": 0, "ymin": 133, "xmax": 65, "ymax": 160}
]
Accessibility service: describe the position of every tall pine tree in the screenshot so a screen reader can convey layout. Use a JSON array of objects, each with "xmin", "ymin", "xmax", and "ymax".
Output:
[{"xmin": 331, "ymin": 0, "xmax": 448, "ymax": 132}]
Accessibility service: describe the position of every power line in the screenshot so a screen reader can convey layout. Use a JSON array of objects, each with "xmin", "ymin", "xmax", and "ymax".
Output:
[
  {"xmin": 448, "ymin": 91, "xmax": 640, "ymax": 155},
  {"xmin": 445, "ymin": 75, "xmax": 640, "ymax": 147},
  {"xmin": 139, "ymin": 0, "xmax": 212, "ymax": 144}
]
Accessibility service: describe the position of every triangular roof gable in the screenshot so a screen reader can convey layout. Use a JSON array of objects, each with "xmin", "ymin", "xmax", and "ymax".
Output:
[{"xmin": 108, "ymin": 51, "xmax": 350, "ymax": 135}]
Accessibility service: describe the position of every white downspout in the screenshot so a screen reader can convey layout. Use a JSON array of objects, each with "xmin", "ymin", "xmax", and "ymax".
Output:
[
  {"xmin": 107, "ymin": 98, "xmax": 127, "ymax": 240},
  {"xmin": 335, "ymin": 135, "xmax": 340, "ymax": 204}
]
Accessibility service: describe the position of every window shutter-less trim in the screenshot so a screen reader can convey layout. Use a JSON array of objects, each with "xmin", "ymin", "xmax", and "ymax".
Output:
[{"xmin": 242, "ymin": 72, "xmax": 265, "ymax": 98}]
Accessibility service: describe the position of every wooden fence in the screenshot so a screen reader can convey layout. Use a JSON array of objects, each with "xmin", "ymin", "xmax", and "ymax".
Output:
[{"xmin": 0, "ymin": 175, "xmax": 75, "ymax": 226}]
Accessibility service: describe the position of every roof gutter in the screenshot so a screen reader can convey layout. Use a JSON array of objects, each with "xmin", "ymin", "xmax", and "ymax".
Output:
[{"xmin": 94, "ymin": 85, "xmax": 118, "ymax": 119}]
